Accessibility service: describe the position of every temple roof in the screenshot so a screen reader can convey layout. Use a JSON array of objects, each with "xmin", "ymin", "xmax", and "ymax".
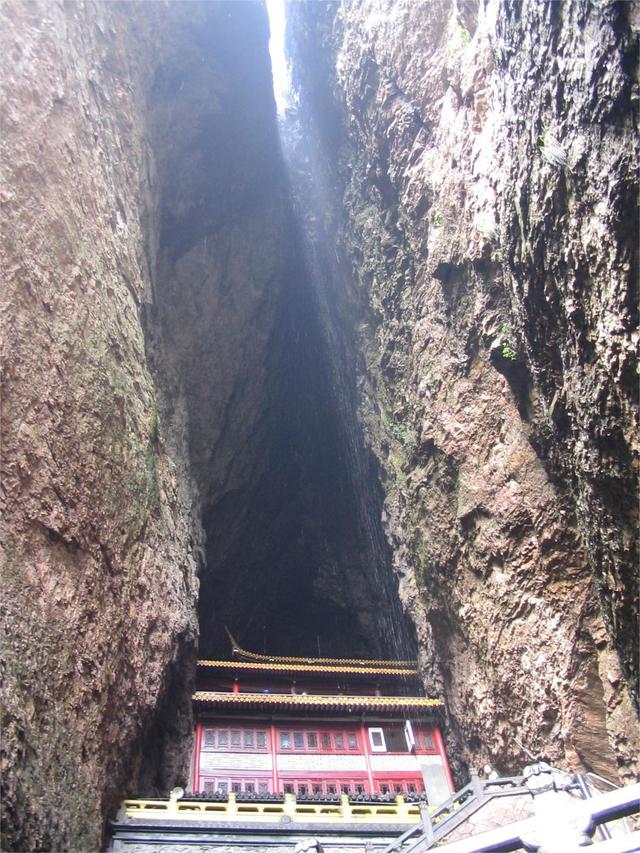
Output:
[
  {"xmin": 192, "ymin": 691, "xmax": 443, "ymax": 713},
  {"xmin": 225, "ymin": 628, "xmax": 417, "ymax": 669},
  {"xmin": 198, "ymin": 659, "xmax": 418, "ymax": 678}
]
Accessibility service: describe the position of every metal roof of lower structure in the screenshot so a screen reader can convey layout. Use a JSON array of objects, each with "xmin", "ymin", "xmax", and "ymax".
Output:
[{"xmin": 192, "ymin": 691, "xmax": 443, "ymax": 713}]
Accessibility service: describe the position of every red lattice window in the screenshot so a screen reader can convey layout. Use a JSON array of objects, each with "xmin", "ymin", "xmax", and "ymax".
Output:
[{"xmin": 202, "ymin": 726, "xmax": 269, "ymax": 752}]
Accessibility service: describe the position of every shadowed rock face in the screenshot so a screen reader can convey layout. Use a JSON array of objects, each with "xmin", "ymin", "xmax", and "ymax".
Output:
[
  {"xmin": 169, "ymin": 184, "xmax": 412, "ymax": 661},
  {"xmin": 142, "ymin": 6, "xmax": 413, "ymax": 662},
  {"xmin": 286, "ymin": 0, "xmax": 638, "ymax": 783}
]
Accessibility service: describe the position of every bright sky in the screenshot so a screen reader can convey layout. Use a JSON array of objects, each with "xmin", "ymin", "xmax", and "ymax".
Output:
[{"xmin": 265, "ymin": 0, "xmax": 291, "ymax": 115}]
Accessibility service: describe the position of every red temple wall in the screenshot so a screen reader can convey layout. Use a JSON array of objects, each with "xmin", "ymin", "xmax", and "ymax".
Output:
[{"xmin": 193, "ymin": 717, "xmax": 451, "ymax": 797}]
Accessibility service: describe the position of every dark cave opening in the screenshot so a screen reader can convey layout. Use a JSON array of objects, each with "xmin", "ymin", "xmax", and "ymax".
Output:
[
  {"xmin": 195, "ymin": 202, "xmax": 416, "ymax": 661},
  {"xmin": 146, "ymin": 0, "xmax": 416, "ymax": 664}
]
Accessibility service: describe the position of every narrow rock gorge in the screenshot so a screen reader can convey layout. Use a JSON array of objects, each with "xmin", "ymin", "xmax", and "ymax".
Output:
[
  {"xmin": 286, "ymin": 0, "xmax": 639, "ymax": 784},
  {"xmin": 0, "ymin": 1, "xmax": 637, "ymax": 850}
]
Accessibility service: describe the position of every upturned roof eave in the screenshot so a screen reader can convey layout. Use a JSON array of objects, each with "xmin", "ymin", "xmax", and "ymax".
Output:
[{"xmin": 224, "ymin": 627, "xmax": 417, "ymax": 669}]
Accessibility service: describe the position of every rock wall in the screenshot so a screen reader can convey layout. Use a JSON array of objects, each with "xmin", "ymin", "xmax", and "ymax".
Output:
[
  {"xmin": 0, "ymin": 3, "xmax": 416, "ymax": 847},
  {"xmin": 1, "ymin": 0, "xmax": 638, "ymax": 847},
  {"xmin": 0, "ymin": 1, "xmax": 283, "ymax": 849},
  {"xmin": 287, "ymin": 0, "xmax": 638, "ymax": 783}
]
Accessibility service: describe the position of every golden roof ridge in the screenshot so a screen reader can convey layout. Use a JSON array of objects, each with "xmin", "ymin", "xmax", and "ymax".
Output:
[
  {"xmin": 224, "ymin": 627, "xmax": 417, "ymax": 669},
  {"xmin": 198, "ymin": 659, "xmax": 418, "ymax": 676}
]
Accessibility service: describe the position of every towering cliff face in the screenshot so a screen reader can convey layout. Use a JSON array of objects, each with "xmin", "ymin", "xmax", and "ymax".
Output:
[
  {"xmin": 0, "ymin": 2, "xmax": 288, "ymax": 849},
  {"xmin": 287, "ymin": 0, "xmax": 638, "ymax": 783},
  {"xmin": 1, "ymin": 4, "xmax": 196, "ymax": 849}
]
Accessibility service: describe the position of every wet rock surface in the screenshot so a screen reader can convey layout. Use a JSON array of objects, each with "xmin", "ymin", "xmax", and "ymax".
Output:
[{"xmin": 287, "ymin": 0, "xmax": 638, "ymax": 783}]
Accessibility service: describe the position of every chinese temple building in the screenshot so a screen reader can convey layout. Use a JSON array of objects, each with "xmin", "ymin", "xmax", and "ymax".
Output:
[
  {"xmin": 111, "ymin": 633, "xmax": 640, "ymax": 850},
  {"xmin": 110, "ymin": 634, "xmax": 455, "ymax": 850},
  {"xmin": 190, "ymin": 631, "xmax": 454, "ymax": 804}
]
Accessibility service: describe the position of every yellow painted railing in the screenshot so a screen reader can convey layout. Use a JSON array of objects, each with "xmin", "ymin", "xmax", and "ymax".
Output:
[{"xmin": 123, "ymin": 793, "xmax": 422, "ymax": 824}]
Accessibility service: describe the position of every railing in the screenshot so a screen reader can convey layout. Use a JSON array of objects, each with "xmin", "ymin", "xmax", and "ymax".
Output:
[
  {"xmin": 381, "ymin": 774, "xmax": 529, "ymax": 853},
  {"xmin": 420, "ymin": 782, "xmax": 640, "ymax": 853},
  {"xmin": 382, "ymin": 770, "xmax": 640, "ymax": 853},
  {"xmin": 123, "ymin": 792, "xmax": 423, "ymax": 824}
]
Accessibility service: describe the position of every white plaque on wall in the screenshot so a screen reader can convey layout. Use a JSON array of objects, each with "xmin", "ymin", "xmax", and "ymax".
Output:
[{"xmin": 421, "ymin": 761, "xmax": 450, "ymax": 806}]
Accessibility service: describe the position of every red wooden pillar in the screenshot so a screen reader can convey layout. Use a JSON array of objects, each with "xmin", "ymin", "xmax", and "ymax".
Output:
[
  {"xmin": 269, "ymin": 722, "xmax": 279, "ymax": 793},
  {"xmin": 193, "ymin": 722, "xmax": 203, "ymax": 793},
  {"xmin": 360, "ymin": 722, "xmax": 375, "ymax": 794},
  {"xmin": 433, "ymin": 725, "xmax": 455, "ymax": 793},
  {"xmin": 232, "ymin": 680, "xmax": 240, "ymax": 694}
]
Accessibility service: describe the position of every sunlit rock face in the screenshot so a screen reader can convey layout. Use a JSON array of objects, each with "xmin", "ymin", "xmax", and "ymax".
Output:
[{"xmin": 287, "ymin": 0, "xmax": 638, "ymax": 783}]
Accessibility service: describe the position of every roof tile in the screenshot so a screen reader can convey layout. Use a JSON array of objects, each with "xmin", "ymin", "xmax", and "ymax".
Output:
[{"xmin": 192, "ymin": 691, "xmax": 443, "ymax": 711}]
